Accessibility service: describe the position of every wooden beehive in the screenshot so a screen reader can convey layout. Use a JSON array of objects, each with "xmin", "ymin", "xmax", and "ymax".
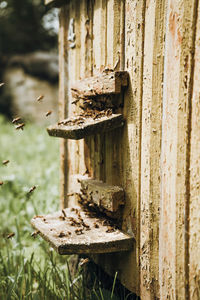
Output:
[{"xmin": 31, "ymin": 0, "xmax": 200, "ymax": 298}]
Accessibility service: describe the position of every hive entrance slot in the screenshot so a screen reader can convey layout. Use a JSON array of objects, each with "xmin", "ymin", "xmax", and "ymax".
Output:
[{"xmin": 31, "ymin": 207, "xmax": 134, "ymax": 255}]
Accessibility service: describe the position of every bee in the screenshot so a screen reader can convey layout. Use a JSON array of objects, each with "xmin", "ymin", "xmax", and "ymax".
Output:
[
  {"xmin": 0, "ymin": 82, "xmax": 5, "ymax": 87},
  {"xmin": 45, "ymin": 110, "xmax": 52, "ymax": 117},
  {"xmin": 12, "ymin": 117, "xmax": 22, "ymax": 124},
  {"xmin": 82, "ymin": 222, "xmax": 90, "ymax": 230},
  {"xmin": 94, "ymin": 222, "xmax": 99, "ymax": 228},
  {"xmin": 2, "ymin": 160, "xmax": 10, "ymax": 166},
  {"xmin": 0, "ymin": 181, "xmax": 3, "ymax": 186},
  {"xmin": 28, "ymin": 186, "xmax": 36, "ymax": 193},
  {"xmin": 106, "ymin": 226, "xmax": 115, "ymax": 233},
  {"xmin": 75, "ymin": 228, "xmax": 83, "ymax": 235},
  {"xmin": 102, "ymin": 220, "xmax": 111, "ymax": 226},
  {"xmin": 57, "ymin": 121, "xmax": 64, "ymax": 125},
  {"xmin": 62, "ymin": 209, "xmax": 67, "ymax": 218},
  {"xmin": 79, "ymin": 258, "xmax": 90, "ymax": 267},
  {"xmin": 58, "ymin": 231, "xmax": 66, "ymax": 238},
  {"xmin": 31, "ymin": 230, "xmax": 40, "ymax": 238},
  {"xmin": 15, "ymin": 123, "xmax": 25, "ymax": 130},
  {"xmin": 106, "ymin": 109, "xmax": 112, "ymax": 117},
  {"xmin": 36, "ymin": 95, "xmax": 44, "ymax": 102},
  {"xmin": 33, "ymin": 215, "xmax": 44, "ymax": 219},
  {"xmin": 71, "ymin": 99, "xmax": 80, "ymax": 105},
  {"xmin": 6, "ymin": 232, "xmax": 15, "ymax": 239}
]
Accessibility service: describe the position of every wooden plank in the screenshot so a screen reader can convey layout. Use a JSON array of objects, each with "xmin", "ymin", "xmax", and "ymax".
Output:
[
  {"xmin": 189, "ymin": 2, "xmax": 200, "ymax": 299},
  {"xmin": 78, "ymin": 178, "xmax": 124, "ymax": 212},
  {"xmin": 159, "ymin": 1, "xmax": 198, "ymax": 299},
  {"xmin": 47, "ymin": 114, "xmax": 124, "ymax": 140},
  {"xmin": 31, "ymin": 207, "xmax": 134, "ymax": 254},
  {"xmin": 140, "ymin": 0, "xmax": 166, "ymax": 298},
  {"xmin": 91, "ymin": 0, "xmax": 145, "ymax": 295},
  {"xmin": 58, "ymin": 6, "xmax": 69, "ymax": 208},
  {"xmin": 71, "ymin": 71, "xmax": 128, "ymax": 98}
]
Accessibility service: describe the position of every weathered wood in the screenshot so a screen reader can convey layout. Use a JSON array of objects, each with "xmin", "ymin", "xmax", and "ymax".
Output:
[
  {"xmin": 140, "ymin": 0, "xmax": 165, "ymax": 298},
  {"xmin": 189, "ymin": 2, "xmax": 200, "ymax": 299},
  {"xmin": 59, "ymin": 6, "xmax": 69, "ymax": 208},
  {"xmin": 71, "ymin": 71, "xmax": 128, "ymax": 98},
  {"xmin": 78, "ymin": 178, "xmax": 124, "ymax": 212},
  {"xmin": 47, "ymin": 114, "xmax": 124, "ymax": 140},
  {"xmin": 31, "ymin": 207, "xmax": 134, "ymax": 254},
  {"xmin": 159, "ymin": 1, "xmax": 198, "ymax": 299}
]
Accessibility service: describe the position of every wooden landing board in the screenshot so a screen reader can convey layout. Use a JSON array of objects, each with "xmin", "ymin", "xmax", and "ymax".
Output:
[
  {"xmin": 79, "ymin": 178, "xmax": 124, "ymax": 212},
  {"xmin": 31, "ymin": 207, "xmax": 134, "ymax": 254},
  {"xmin": 47, "ymin": 114, "xmax": 124, "ymax": 140},
  {"xmin": 71, "ymin": 71, "xmax": 128, "ymax": 98}
]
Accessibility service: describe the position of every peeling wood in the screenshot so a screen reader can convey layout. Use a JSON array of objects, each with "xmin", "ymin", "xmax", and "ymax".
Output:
[
  {"xmin": 78, "ymin": 178, "xmax": 124, "ymax": 212},
  {"xmin": 71, "ymin": 71, "xmax": 128, "ymax": 98},
  {"xmin": 31, "ymin": 207, "xmax": 134, "ymax": 254}
]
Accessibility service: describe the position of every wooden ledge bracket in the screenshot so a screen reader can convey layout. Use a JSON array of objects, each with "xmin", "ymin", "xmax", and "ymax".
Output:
[
  {"xmin": 71, "ymin": 71, "xmax": 129, "ymax": 98},
  {"xmin": 78, "ymin": 178, "xmax": 124, "ymax": 213},
  {"xmin": 31, "ymin": 207, "xmax": 134, "ymax": 255},
  {"xmin": 47, "ymin": 114, "xmax": 124, "ymax": 140}
]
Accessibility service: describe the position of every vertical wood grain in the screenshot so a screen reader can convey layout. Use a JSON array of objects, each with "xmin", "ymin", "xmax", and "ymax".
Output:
[
  {"xmin": 159, "ymin": 1, "xmax": 197, "ymax": 299},
  {"xmin": 189, "ymin": 1, "xmax": 200, "ymax": 299},
  {"xmin": 59, "ymin": 6, "xmax": 69, "ymax": 208},
  {"xmin": 140, "ymin": 0, "xmax": 165, "ymax": 298}
]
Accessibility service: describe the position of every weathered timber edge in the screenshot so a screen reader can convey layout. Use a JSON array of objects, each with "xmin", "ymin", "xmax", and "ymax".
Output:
[{"xmin": 47, "ymin": 114, "xmax": 125, "ymax": 140}]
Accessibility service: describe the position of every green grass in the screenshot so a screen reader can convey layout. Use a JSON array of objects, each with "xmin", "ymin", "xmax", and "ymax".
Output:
[{"xmin": 0, "ymin": 115, "xmax": 132, "ymax": 300}]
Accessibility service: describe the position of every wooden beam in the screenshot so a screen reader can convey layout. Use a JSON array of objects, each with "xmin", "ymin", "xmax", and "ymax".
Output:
[
  {"xmin": 47, "ymin": 114, "xmax": 124, "ymax": 140},
  {"xmin": 31, "ymin": 207, "xmax": 134, "ymax": 254},
  {"xmin": 78, "ymin": 178, "xmax": 124, "ymax": 213},
  {"xmin": 71, "ymin": 71, "xmax": 128, "ymax": 98}
]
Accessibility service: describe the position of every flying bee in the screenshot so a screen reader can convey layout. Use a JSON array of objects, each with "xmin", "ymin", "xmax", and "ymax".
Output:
[
  {"xmin": 2, "ymin": 160, "xmax": 10, "ymax": 166},
  {"xmin": 0, "ymin": 181, "xmax": 4, "ymax": 186},
  {"xmin": 31, "ymin": 230, "xmax": 40, "ymax": 238},
  {"xmin": 75, "ymin": 228, "xmax": 83, "ymax": 235},
  {"xmin": 79, "ymin": 258, "xmax": 90, "ymax": 267},
  {"xmin": 28, "ymin": 186, "xmax": 36, "ymax": 194},
  {"xmin": 45, "ymin": 110, "xmax": 52, "ymax": 117},
  {"xmin": 12, "ymin": 117, "xmax": 22, "ymax": 124},
  {"xmin": 15, "ymin": 123, "xmax": 25, "ymax": 130},
  {"xmin": 36, "ymin": 95, "xmax": 44, "ymax": 102},
  {"xmin": 0, "ymin": 82, "xmax": 5, "ymax": 87},
  {"xmin": 6, "ymin": 232, "xmax": 15, "ymax": 239}
]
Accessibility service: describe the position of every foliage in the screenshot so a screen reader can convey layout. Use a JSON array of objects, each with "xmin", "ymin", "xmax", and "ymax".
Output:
[
  {"xmin": 0, "ymin": 0, "xmax": 57, "ymax": 57},
  {"xmin": 0, "ymin": 116, "xmax": 127, "ymax": 299}
]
